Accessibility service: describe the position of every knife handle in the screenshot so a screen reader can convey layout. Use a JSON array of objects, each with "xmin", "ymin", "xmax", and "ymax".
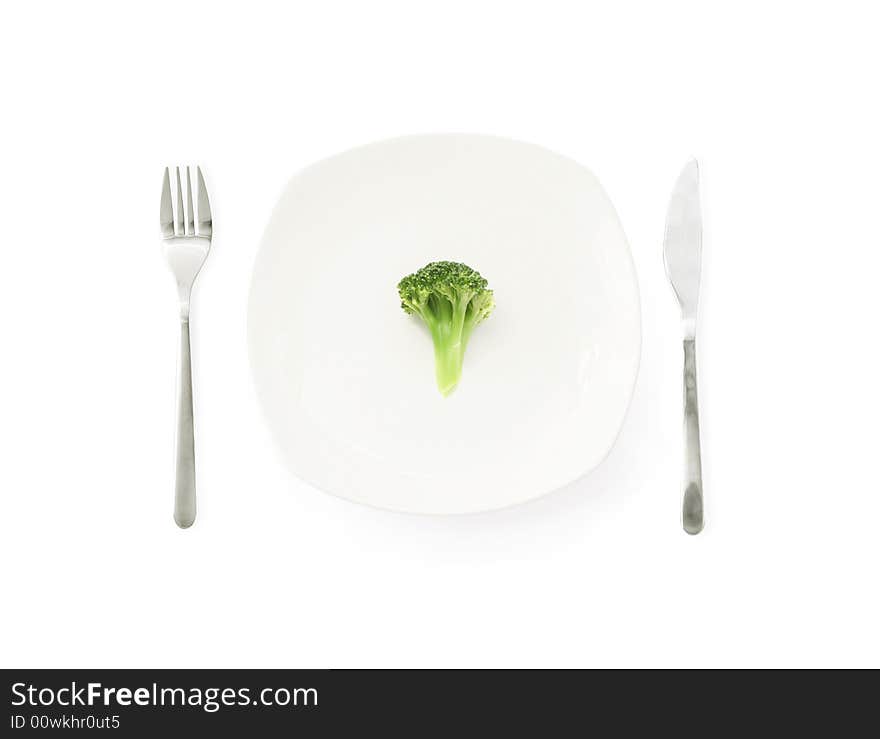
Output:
[{"xmin": 682, "ymin": 339, "xmax": 704, "ymax": 534}]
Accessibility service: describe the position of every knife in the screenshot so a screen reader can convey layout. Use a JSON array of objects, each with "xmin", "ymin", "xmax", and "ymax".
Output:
[{"xmin": 663, "ymin": 159, "xmax": 704, "ymax": 534}]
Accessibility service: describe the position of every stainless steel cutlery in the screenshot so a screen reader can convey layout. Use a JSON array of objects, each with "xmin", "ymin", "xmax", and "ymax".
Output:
[
  {"xmin": 160, "ymin": 166, "xmax": 212, "ymax": 528},
  {"xmin": 663, "ymin": 160, "xmax": 704, "ymax": 535}
]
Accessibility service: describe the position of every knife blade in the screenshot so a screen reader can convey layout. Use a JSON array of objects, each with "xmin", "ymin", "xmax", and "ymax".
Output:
[
  {"xmin": 663, "ymin": 159, "xmax": 704, "ymax": 535},
  {"xmin": 663, "ymin": 159, "xmax": 702, "ymax": 337}
]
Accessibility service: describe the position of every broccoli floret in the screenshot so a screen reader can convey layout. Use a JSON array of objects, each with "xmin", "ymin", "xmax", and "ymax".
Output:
[{"xmin": 398, "ymin": 261, "xmax": 495, "ymax": 396}]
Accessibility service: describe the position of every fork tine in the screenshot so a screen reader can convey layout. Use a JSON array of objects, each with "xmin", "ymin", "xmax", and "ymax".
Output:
[
  {"xmin": 196, "ymin": 167, "xmax": 212, "ymax": 238},
  {"xmin": 160, "ymin": 167, "xmax": 174, "ymax": 238},
  {"xmin": 185, "ymin": 167, "xmax": 195, "ymax": 235},
  {"xmin": 175, "ymin": 167, "xmax": 185, "ymax": 236}
]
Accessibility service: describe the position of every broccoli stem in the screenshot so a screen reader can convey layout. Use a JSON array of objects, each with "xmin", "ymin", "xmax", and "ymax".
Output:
[
  {"xmin": 433, "ymin": 339, "xmax": 463, "ymax": 396},
  {"xmin": 430, "ymin": 299, "xmax": 468, "ymax": 396}
]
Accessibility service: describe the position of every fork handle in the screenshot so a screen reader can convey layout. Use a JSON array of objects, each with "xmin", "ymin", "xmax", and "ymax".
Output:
[
  {"xmin": 682, "ymin": 339, "xmax": 703, "ymax": 534},
  {"xmin": 174, "ymin": 319, "xmax": 196, "ymax": 528}
]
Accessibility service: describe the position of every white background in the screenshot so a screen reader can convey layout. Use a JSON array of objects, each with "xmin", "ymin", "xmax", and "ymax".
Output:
[{"xmin": 1, "ymin": 0, "xmax": 878, "ymax": 668}]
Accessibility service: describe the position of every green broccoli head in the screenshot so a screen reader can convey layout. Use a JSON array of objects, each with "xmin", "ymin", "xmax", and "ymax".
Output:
[{"xmin": 398, "ymin": 261, "xmax": 495, "ymax": 396}]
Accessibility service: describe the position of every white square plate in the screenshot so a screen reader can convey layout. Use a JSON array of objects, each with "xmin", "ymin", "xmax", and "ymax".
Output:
[{"xmin": 248, "ymin": 135, "xmax": 640, "ymax": 514}]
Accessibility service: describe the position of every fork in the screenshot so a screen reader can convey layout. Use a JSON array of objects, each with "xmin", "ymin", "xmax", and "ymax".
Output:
[{"xmin": 160, "ymin": 166, "xmax": 212, "ymax": 528}]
